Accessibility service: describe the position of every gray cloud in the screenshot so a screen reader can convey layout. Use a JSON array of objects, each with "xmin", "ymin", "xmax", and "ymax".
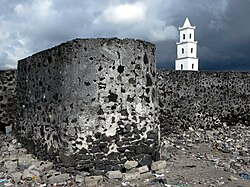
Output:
[{"xmin": 0, "ymin": 0, "xmax": 249, "ymax": 71}]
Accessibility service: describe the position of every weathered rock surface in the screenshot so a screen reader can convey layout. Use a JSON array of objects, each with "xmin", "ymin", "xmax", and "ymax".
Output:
[
  {"xmin": 1, "ymin": 128, "xmax": 250, "ymax": 186},
  {"xmin": 124, "ymin": 160, "xmax": 138, "ymax": 170},
  {"xmin": 107, "ymin": 170, "xmax": 122, "ymax": 179},
  {"xmin": 48, "ymin": 173, "xmax": 70, "ymax": 184},
  {"xmin": 0, "ymin": 70, "xmax": 16, "ymax": 133},
  {"xmin": 15, "ymin": 38, "xmax": 159, "ymax": 175},
  {"xmin": 0, "ymin": 38, "xmax": 250, "ymax": 187},
  {"xmin": 158, "ymin": 70, "xmax": 250, "ymax": 134},
  {"xmin": 151, "ymin": 160, "xmax": 167, "ymax": 171}
]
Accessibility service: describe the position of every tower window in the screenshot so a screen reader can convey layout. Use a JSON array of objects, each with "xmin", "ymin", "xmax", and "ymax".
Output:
[
  {"xmin": 191, "ymin": 48, "xmax": 193, "ymax": 53},
  {"xmin": 182, "ymin": 48, "xmax": 184, "ymax": 54},
  {"xmin": 181, "ymin": 64, "xmax": 183, "ymax": 70},
  {"xmin": 183, "ymin": 34, "xmax": 185, "ymax": 40},
  {"xmin": 192, "ymin": 64, "xmax": 194, "ymax": 69},
  {"xmin": 189, "ymin": 34, "xmax": 192, "ymax": 39}
]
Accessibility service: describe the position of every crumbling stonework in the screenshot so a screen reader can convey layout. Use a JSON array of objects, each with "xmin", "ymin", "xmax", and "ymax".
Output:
[
  {"xmin": 0, "ymin": 70, "xmax": 16, "ymax": 132},
  {"xmin": 15, "ymin": 38, "xmax": 159, "ymax": 174},
  {"xmin": 1, "ymin": 38, "xmax": 249, "ymax": 176},
  {"xmin": 158, "ymin": 70, "xmax": 250, "ymax": 135}
]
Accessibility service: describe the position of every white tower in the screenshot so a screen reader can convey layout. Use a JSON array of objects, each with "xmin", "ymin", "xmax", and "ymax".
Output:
[{"xmin": 175, "ymin": 18, "xmax": 198, "ymax": 71}]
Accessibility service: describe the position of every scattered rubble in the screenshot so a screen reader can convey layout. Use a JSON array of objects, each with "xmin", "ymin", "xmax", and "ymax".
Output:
[{"xmin": 1, "ymin": 124, "xmax": 250, "ymax": 186}]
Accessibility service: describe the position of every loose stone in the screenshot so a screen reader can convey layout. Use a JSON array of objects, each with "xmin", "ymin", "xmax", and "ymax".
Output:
[
  {"xmin": 151, "ymin": 160, "xmax": 167, "ymax": 171},
  {"xmin": 48, "ymin": 173, "xmax": 71, "ymax": 184},
  {"xmin": 107, "ymin": 170, "xmax": 123, "ymax": 179},
  {"xmin": 123, "ymin": 172, "xmax": 140, "ymax": 181},
  {"xmin": 124, "ymin": 160, "xmax": 138, "ymax": 170}
]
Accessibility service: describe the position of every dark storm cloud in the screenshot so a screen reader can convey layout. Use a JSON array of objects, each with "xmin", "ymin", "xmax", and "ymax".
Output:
[
  {"xmin": 196, "ymin": 0, "xmax": 250, "ymax": 71},
  {"xmin": 0, "ymin": 0, "xmax": 249, "ymax": 71}
]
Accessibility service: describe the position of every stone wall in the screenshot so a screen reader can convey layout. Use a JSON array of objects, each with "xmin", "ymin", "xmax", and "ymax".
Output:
[
  {"xmin": 158, "ymin": 70, "xmax": 250, "ymax": 135},
  {"xmin": 15, "ymin": 38, "xmax": 159, "ymax": 174},
  {"xmin": 0, "ymin": 70, "xmax": 16, "ymax": 132}
]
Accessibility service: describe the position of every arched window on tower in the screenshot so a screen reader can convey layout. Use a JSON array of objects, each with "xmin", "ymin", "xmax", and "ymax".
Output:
[
  {"xmin": 182, "ymin": 48, "xmax": 184, "ymax": 54},
  {"xmin": 191, "ymin": 48, "xmax": 193, "ymax": 53},
  {"xmin": 189, "ymin": 34, "xmax": 192, "ymax": 39},
  {"xmin": 183, "ymin": 34, "xmax": 185, "ymax": 40},
  {"xmin": 181, "ymin": 64, "xmax": 183, "ymax": 70}
]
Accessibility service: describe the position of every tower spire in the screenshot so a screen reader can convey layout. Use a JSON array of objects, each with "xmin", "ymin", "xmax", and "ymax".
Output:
[
  {"xmin": 179, "ymin": 17, "xmax": 196, "ymax": 30},
  {"xmin": 183, "ymin": 17, "xmax": 191, "ymax": 27}
]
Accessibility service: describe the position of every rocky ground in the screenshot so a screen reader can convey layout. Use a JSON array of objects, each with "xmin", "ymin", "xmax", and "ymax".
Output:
[{"xmin": 1, "ymin": 124, "xmax": 250, "ymax": 187}]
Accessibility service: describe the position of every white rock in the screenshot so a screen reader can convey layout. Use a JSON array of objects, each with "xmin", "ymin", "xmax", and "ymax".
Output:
[
  {"xmin": 123, "ymin": 172, "xmax": 140, "ymax": 181},
  {"xmin": 28, "ymin": 165, "xmax": 40, "ymax": 171},
  {"xmin": 39, "ymin": 161, "xmax": 53, "ymax": 171},
  {"xmin": 85, "ymin": 180, "xmax": 98, "ymax": 187},
  {"xmin": 75, "ymin": 175, "xmax": 84, "ymax": 183},
  {"xmin": 155, "ymin": 168, "xmax": 166, "ymax": 174},
  {"xmin": 107, "ymin": 170, "xmax": 122, "ymax": 179},
  {"xmin": 140, "ymin": 172, "xmax": 152, "ymax": 179},
  {"xmin": 11, "ymin": 172, "xmax": 22, "ymax": 183},
  {"xmin": 4, "ymin": 160, "xmax": 17, "ymax": 172},
  {"xmin": 228, "ymin": 175, "xmax": 238, "ymax": 181},
  {"xmin": 11, "ymin": 139, "xmax": 17, "ymax": 144},
  {"xmin": 18, "ymin": 154, "xmax": 35, "ymax": 166},
  {"xmin": 18, "ymin": 148, "xmax": 28, "ymax": 154},
  {"xmin": 124, "ymin": 160, "xmax": 138, "ymax": 170},
  {"xmin": 0, "ymin": 145, "xmax": 8, "ymax": 152},
  {"xmin": 48, "ymin": 173, "xmax": 70, "ymax": 184},
  {"xmin": 151, "ymin": 160, "xmax": 167, "ymax": 171},
  {"xmin": 85, "ymin": 175, "xmax": 103, "ymax": 183},
  {"xmin": 2, "ymin": 181, "xmax": 12, "ymax": 187},
  {"xmin": 30, "ymin": 161, "xmax": 43, "ymax": 169},
  {"xmin": 39, "ymin": 184, "xmax": 47, "ymax": 187},
  {"xmin": 16, "ymin": 143, "xmax": 22, "ymax": 148},
  {"xmin": 7, "ymin": 144, "xmax": 15, "ymax": 152},
  {"xmin": 121, "ymin": 181, "xmax": 130, "ymax": 186},
  {"xmin": 137, "ymin": 165, "xmax": 149, "ymax": 174},
  {"xmin": 22, "ymin": 169, "xmax": 40, "ymax": 179}
]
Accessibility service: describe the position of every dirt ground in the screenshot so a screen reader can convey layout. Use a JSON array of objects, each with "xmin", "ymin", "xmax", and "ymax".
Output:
[
  {"xmin": 102, "ymin": 141, "xmax": 250, "ymax": 187},
  {"xmin": 162, "ymin": 143, "xmax": 250, "ymax": 187},
  {"xmin": 1, "ymin": 125, "xmax": 250, "ymax": 186}
]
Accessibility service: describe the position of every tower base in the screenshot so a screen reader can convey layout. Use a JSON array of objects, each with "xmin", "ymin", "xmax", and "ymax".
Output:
[{"xmin": 175, "ymin": 58, "xmax": 198, "ymax": 71}]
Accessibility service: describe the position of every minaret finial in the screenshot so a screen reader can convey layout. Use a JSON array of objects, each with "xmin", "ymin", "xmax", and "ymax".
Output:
[
  {"xmin": 179, "ymin": 17, "xmax": 195, "ymax": 30},
  {"xmin": 183, "ymin": 17, "xmax": 191, "ymax": 27}
]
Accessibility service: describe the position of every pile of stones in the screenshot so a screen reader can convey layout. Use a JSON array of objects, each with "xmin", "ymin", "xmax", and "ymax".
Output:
[
  {"xmin": 162, "ymin": 123, "xmax": 250, "ymax": 176},
  {"xmin": 1, "ymin": 123, "xmax": 250, "ymax": 186},
  {"xmin": 0, "ymin": 132, "xmax": 171, "ymax": 187}
]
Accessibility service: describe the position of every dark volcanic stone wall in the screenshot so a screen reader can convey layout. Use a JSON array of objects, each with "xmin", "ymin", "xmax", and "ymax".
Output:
[
  {"xmin": 158, "ymin": 70, "xmax": 250, "ymax": 135},
  {"xmin": 15, "ymin": 38, "xmax": 159, "ymax": 174},
  {"xmin": 0, "ymin": 70, "xmax": 16, "ymax": 132}
]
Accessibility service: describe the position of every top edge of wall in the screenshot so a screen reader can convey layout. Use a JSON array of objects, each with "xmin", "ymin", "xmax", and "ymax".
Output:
[
  {"xmin": 17, "ymin": 37, "xmax": 155, "ymax": 63},
  {"xmin": 158, "ymin": 69, "xmax": 250, "ymax": 75},
  {"xmin": 0, "ymin": 69, "xmax": 17, "ymax": 73}
]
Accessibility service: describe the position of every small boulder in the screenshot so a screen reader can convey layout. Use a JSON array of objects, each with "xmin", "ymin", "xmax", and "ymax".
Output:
[
  {"xmin": 124, "ymin": 160, "xmax": 138, "ymax": 170},
  {"xmin": 3, "ymin": 160, "xmax": 17, "ymax": 172},
  {"xmin": 228, "ymin": 175, "xmax": 238, "ymax": 181},
  {"xmin": 107, "ymin": 170, "xmax": 122, "ymax": 179},
  {"xmin": 85, "ymin": 175, "xmax": 103, "ymax": 183},
  {"xmin": 151, "ymin": 160, "xmax": 167, "ymax": 171},
  {"xmin": 22, "ymin": 169, "xmax": 40, "ymax": 180},
  {"xmin": 123, "ymin": 172, "xmax": 140, "ymax": 181},
  {"xmin": 11, "ymin": 172, "xmax": 22, "ymax": 183},
  {"xmin": 75, "ymin": 175, "xmax": 85, "ymax": 183},
  {"xmin": 48, "ymin": 173, "xmax": 71, "ymax": 184},
  {"xmin": 137, "ymin": 165, "xmax": 149, "ymax": 174}
]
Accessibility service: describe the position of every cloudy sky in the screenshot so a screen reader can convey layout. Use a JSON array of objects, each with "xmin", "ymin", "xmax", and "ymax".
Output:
[{"xmin": 0, "ymin": 0, "xmax": 249, "ymax": 71}]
